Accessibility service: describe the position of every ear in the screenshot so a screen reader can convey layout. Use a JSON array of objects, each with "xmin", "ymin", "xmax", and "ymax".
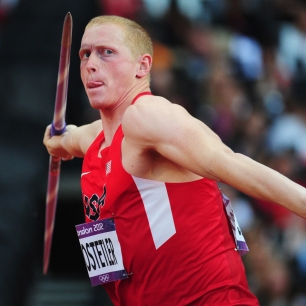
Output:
[{"xmin": 136, "ymin": 54, "xmax": 152, "ymax": 78}]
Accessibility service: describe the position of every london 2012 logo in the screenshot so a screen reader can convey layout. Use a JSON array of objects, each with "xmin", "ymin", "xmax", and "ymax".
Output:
[{"xmin": 99, "ymin": 274, "xmax": 110, "ymax": 283}]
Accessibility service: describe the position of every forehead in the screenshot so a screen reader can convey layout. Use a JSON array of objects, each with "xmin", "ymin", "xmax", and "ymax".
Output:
[{"xmin": 81, "ymin": 24, "xmax": 126, "ymax": 48}]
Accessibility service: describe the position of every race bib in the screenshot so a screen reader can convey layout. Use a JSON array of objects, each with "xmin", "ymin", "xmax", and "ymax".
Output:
[
  {"xmin": 75, "ymin": 218, "xmax": 128, "ymax": 286},
  {"xmin": 222, "ymin": 194, "xmax": 249, "ymax": 255}
]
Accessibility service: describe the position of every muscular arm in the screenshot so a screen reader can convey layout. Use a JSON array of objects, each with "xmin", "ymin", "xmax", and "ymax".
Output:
[
  {"xmin": 123, "ymin": 96, "xmax": 306, "ymax": 218},
  {"xmin": 43, "ymin": 120, "xmax": 102, "ymax": 159}
]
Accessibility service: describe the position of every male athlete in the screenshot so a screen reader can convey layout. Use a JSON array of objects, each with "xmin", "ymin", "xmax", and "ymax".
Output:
[{"xmin": 44, "ymin": 16, "xmax": 306, "ymax": 305}]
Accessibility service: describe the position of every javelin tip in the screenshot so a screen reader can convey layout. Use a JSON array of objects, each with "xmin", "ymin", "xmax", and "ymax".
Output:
[
  {"xmin": 61, "ymin": 12, "xmax": 73, "ymax": 48},
  {"xmin": 66, "ymin": 12, "xmax": 72, "ymax": 20},
  {"xmin": 64, "ymin": 11, "xmax": 72, "ymax": 25}
]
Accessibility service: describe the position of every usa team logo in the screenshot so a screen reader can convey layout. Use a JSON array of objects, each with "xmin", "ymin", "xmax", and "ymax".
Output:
[{"xmin": 83, "ymin": 184, "xmax": 107, "ymax": 221}]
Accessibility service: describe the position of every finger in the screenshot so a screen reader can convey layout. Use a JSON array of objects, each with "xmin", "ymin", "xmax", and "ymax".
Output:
[
  {"xmin": 43, "ymin": 125, "xmax": 52, "ymax": 145},
  {"xmin": 62, "ymin": 155, "xmax": 74, "ymax": 161}
]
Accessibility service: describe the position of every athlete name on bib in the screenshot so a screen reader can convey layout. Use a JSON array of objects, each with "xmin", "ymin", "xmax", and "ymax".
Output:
[
  {"xmin": 75, "ymin": 218, "xmax": 128, "ymax": 286},
  {"xmin": 222, "ymin": 194, "xmax": 249, "ymax": 256}
]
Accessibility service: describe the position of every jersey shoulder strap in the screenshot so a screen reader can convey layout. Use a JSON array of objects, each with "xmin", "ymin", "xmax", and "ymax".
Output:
[{"xmin": 131, "ymin": 91, "xmax": 152, "ymax": 105}]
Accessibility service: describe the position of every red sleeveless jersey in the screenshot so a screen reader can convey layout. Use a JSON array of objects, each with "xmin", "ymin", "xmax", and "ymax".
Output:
[{"xmin": 81, "ymin": 93, "xmax": 259, "ymax": 305}]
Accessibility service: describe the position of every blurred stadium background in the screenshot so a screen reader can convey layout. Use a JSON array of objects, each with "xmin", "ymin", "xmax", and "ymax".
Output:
[{"xmin": 1, "ymin": 0, "xmax": 306, "ymax": 305}]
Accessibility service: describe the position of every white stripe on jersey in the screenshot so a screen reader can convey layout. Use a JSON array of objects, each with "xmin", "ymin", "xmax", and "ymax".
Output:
[{"xmin": 132, "ymin": 176, "xmax": 176, "ymax": 249}]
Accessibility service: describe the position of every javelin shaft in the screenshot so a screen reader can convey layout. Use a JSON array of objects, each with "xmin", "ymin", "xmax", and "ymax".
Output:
[
  {"xmin": 43, "ymin": 12, "xmax": 73, "ymax": 275},
  {"xmin": 52, "ymin": 12, "xmax": 73, "ymax": 135}
]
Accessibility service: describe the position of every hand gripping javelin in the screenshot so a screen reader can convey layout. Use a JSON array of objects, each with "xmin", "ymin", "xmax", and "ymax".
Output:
[{"xmin": 43, "ymin": 12, "xmax": 73, "ymax": 274}]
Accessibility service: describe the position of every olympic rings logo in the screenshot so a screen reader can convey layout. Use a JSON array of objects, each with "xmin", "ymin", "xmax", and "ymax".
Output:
[{"xmin": 99, "ymin": 274, "xmax": 110, "ymax": 283}]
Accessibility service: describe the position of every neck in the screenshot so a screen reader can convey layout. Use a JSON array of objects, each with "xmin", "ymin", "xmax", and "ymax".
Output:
[{"xmin": 100, "ymin": 84, "xmax": 150, "ymax": 146}]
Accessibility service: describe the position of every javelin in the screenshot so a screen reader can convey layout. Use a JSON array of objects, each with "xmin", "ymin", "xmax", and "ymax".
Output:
[{"xmin": 43, "ymin": 12, "xmax": 73, "ymax": 274}]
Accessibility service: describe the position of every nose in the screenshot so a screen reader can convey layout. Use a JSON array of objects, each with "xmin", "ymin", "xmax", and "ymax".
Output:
[{"xmin": 85, "ymin": 54, "xmax": 98, "ymax": 72}]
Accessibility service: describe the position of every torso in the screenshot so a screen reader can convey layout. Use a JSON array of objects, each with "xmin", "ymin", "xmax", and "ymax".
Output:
[{"xmin": 80, "ymin": 115, "xmax": 258, "ymax": 305}]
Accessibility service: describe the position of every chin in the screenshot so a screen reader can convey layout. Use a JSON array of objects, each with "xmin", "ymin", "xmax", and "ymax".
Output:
[
  {"xmin": 88, "ymin": 95, "xmax": 102, "ymax": 106},
  {"xmin": 89, "ymin": 98, "xmax": 110, "ymax": 110},
  {"xmin": 89, "ymin": 102, "xmax": 102, "ymax": 110}
]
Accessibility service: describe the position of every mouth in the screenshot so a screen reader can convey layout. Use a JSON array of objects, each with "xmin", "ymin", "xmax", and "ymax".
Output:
[{"xmin": 86, "ymin": 81, "xmax": 104, "ymax": 89}]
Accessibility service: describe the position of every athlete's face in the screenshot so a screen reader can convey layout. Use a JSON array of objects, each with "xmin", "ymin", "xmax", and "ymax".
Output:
[{"xmin": 79, "ymin": 24, "xmax": 139, "ymax": 110}]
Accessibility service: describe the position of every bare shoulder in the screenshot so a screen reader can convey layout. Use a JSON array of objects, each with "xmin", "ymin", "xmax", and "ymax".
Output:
[
  {"xmin": 125, "ymin": 95, "xmax": 187, "ymax": 118},
  {"xmin": 123, "ymin": 95, "xmax": 171, "ymax": 123},
  {"xmin": 121, "ymin": 95, "xmax": 225, "ymax": 181},
  {"xmin": 88, "ymin": 119, "xmax": 103, "ymax": 136},
  {"xmin": 122, "ymin": 95, "xmax": 190, "ymax": 146},
  {"xmin": 77, "ymin": 119, "xmax": 102, "ymax": 139},
  {"xmin": 76, "ymin": 119, "xmax": 103, "ymax": 154}
]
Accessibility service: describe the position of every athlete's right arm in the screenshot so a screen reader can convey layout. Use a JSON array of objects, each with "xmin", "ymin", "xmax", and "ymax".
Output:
[{"xmin": 43, "ymin": 120, "xmax": 102, "ymax": 159}]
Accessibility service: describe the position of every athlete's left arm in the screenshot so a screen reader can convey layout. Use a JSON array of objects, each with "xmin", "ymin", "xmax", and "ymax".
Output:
[{"xmin": 123, "ymin": 96, "xmax": 306, "ymax": 219}]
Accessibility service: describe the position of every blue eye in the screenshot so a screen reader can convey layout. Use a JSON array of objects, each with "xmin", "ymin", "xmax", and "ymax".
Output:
[
  {"xmin": 104, "ymin": 49, "xmax": 113, "ymax": 55},
  {"xmin": 79, "ymin": 51, "xmax": 90, "ymax": 59}
]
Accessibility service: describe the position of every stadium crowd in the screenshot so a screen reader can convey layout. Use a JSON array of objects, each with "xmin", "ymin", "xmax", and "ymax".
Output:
[{"xmin": 1, "ymin": 0, "xmax": 306, "ymax": 305}]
